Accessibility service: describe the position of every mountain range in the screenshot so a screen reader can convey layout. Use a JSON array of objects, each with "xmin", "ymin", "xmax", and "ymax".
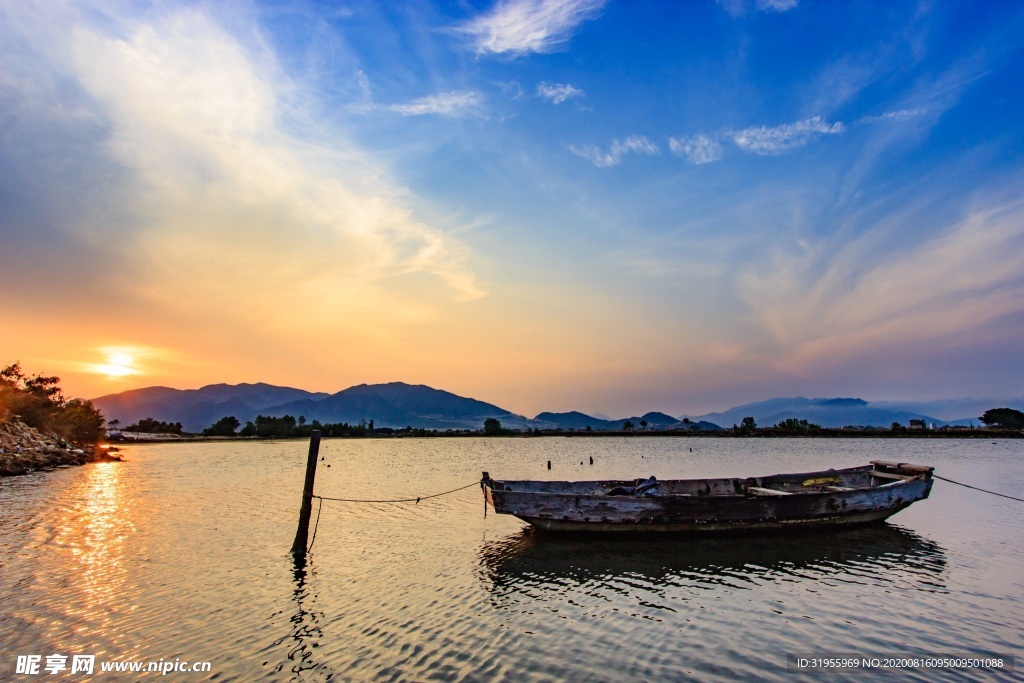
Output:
[
  {"xmin": 685, "ymin": 397, "xmax": 977, "ymax": 430},
  {"xmin": 91, "ymin": 382, "xmax": 1019, "ymax": 433}
]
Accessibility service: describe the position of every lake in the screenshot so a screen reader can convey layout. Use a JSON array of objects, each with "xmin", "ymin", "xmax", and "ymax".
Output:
[{"xmin": 1, "ymin": 437, "xmax": 1021, "ymax": 681}]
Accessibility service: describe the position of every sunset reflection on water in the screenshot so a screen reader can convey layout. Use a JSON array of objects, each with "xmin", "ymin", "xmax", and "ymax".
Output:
[
  {"xmin": 1, "ymin": 438, "xmax": 1021, "ymax": 682},
  {"xmin": 52, "ymin": 461, "xmax": 136, "ymax": 648}
]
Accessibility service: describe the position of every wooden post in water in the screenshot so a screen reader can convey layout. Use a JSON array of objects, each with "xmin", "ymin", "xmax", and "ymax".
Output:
[{"xmin": 290, "ymin": 430, "xmax": 322, "ymax": 557}]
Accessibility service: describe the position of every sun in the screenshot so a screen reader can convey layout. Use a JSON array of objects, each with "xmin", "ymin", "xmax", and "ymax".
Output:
[{"xmin": 96, "ymin": 351, "xmax": 137, "ymax": 378}]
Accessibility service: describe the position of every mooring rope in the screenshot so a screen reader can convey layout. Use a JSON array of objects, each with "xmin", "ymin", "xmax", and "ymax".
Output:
[
  {"xmin": 934, "ymin": 474, "xmax": 1024, "ymax": 503},
  {"xmin": 305, "ymin": 481, "xmax": 480, "ymax": 553},
  {"xmin": 311, "ymin": 481, "xmax": 479, "ymax": 505},
  {"xmin": 306, "ymin": 497, "xmax": 324, "ymax": 553}
]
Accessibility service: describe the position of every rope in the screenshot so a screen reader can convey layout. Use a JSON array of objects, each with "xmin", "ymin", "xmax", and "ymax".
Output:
[
  {"xmin": 934, "ymin": 474, "xmax": 1024, "ymax": 503},
  {"xmin": 306, "ymin": 496, "xmax": 323, "ymax": 553},
  {"xmin": 312, "ymin": 481, "xmax": 479, "ymax": 505}
]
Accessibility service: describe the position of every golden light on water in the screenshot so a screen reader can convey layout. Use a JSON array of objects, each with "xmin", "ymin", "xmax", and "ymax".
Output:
[{"xmin": 51, "ymin": 461, "xmax": 135, "ymax": 642}]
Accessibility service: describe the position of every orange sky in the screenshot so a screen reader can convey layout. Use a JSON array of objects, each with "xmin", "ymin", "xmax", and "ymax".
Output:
[{"xmin": 3, "ymin": 2, "xmax": 1024, "ymax": 418}]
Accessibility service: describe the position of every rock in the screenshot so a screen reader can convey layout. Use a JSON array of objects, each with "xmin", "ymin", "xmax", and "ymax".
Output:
[{"xmin": 0, "ymin": 417, "xmax": 100, "ymax": 477}]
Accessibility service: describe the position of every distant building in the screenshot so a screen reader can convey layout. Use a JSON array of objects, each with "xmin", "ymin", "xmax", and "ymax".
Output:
[{"xmin": 908, "ymin": 419, "xmax": 928, "ymax": 430}]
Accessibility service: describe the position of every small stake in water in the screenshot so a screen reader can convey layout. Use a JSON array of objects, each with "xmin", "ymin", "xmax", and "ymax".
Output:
[
  {"xmin": 290, "ymin": 430, "xmax": 322, "ymax": 557},
  {"xmin": 547, "ymin": 460, "xmax": 551, "ymax": 470}
]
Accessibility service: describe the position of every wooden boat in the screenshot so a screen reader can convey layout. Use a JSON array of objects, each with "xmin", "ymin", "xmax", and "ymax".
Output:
[{"xmin": 480, "ymin": 461, "xmax": 933, "ymax": 533}]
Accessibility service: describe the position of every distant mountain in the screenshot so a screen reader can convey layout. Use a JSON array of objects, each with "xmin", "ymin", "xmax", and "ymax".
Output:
[
  {"xmin": 687, "ymin": 397, "xmax": 948, "ymax": 429},
  {"xmin": 94, "ymin": 381, "xmax": 1017, "ymax": 435},
  {"xmin": 637, "ymin": 411, "xmax": 680, "ymax": 427},
  {"xmin": 872, "ymin": 397, "xmax": 1024, "ymax": 423},
  {"xmin": 532, "ymin": 410, "xmax": 722, "ymax": 432},
  {"xmin": 533, "ymin": 411, "xmax": 614, "ymax": 431},
  {"xmin": 92, "ymin": 383, "xmax": 329, "ymax": 433},
  {"xmin": 259, "ymin": 382, "xmax": 527, "ymax": 430}
]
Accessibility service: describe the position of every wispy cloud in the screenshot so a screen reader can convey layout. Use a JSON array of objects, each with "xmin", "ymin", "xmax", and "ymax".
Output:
[
  {"xmin": 570, "ymin": 135, "xmax": 658, "ymax": 167},
  {"xmin": 456, "ymin": 0, "xmax": 606, "ymax": 57},
  {"xmin": 497, "ymin": 80, "xmax": 525, "ymax": 99},
  {"xmin": 669, "ymin": 134, "xmax": 723, "ymax": 164},
  {"xmin": 758, "ymin": 0, "xmax": 799, "ymax": 11},
  {"xmin": 0, "ymin": 4, "xmax": 485, "ymax": 335},
  {"xmin": 737, "ymin": 192, "xmax": 1024, "ymax": 376},
  {"xmin": 858, "ymin": 107, "xmax": 929, "ymax": 124},
  {"xmin": 666, "ymin": 115, "xmax": 843, "ymax": 164},
  {"xmin": 731, "ymin": 116, "xmax": 844, "ymax": 155},
  {"xmin": 718, "ymin": 0, "xmax": 798, "ymax": 18},
  {"xmin": 389, "ymin": 90, "xmax": 486, "ymax": 117},
  {"xmin": 536, "ymin": 81, "xmax": 583, "ymax": 104}
]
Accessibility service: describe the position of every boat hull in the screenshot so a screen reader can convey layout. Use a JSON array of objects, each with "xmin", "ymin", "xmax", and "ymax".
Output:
[{"xmin": 483, "ymin": 464, "xmax": 933, "ymax": 534}]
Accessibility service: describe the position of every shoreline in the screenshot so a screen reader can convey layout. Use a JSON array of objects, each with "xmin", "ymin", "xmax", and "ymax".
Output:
[
  {"xmin": 0, "ymin": 418, "xmax": 101, "ymax": 477},
  {"xmin": 108, "ymin": 428, "xmax": 1023, "ymax": 444}
]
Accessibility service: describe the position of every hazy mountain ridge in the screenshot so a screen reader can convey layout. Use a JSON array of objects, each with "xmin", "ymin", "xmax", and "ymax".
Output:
[
  {"xmin": 92, "ymin": 383, "xmax": 1022, "ymax": 433},
  {"xmin": 532, "ymin": 411, "xmax": 721, "ymax": 432},
  {"xmin": 92, "ymin": 383, "xmax": 330, "ymax": 432},
  {"xmin": 259, "ymin": 382, "xmax": 527, "ymax": 431},
  {"xmin": 684, "ymin": 396, "xmax": 1020, "ymax": 429}
]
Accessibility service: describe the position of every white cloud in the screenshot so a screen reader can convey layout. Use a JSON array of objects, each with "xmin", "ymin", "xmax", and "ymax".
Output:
[
  {"xmin": 498, "ymin": 80, "xmax": 525, "ymax": 99},
  {"xmin": 570, "ymin": 135, "xmax": 658, "ymax": 167},
  {"xmin": 858, "ymin": 107, "xmax": 929, "ymax": 124},
  {"xmin": 718, "ymin": 0, "xmax": 798, "ymax": 17},
  {"xmin": 757, "ymin": 0, "xmax": 799, "ymax": 11},
  {"xmin": 669, "ymin": 134, "xmax": 723, "ymax": 164},
  {"xmin": 0, "ymin": 4, "xmax": 485, "ymax": 336},
  {"xmin": 456, "ymin": 0, "xmax": 606, "ymax": 57},
  {"xmin": 536, "ymin": 81, "xmax": 583, "ymax": 104},
  {"xmin": 389, "ymin": 90, "xmax": 486, "ymax": 117},
  {"xmin": 731, "ymin": 116, "xmax": 844, "ymax": 155}
]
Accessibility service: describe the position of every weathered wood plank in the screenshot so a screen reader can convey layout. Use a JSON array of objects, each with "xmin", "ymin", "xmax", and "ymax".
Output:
[
  {"xmin": 869, "ymin": 460, "xmax": 934, "ymax": 473},
  {"xmin": 870, "ymin": 471, "xmax": 913, "ymax": 481},
  {"xmin": 748, "ymin": 487, "xmax": 792, "ymax": 496}
]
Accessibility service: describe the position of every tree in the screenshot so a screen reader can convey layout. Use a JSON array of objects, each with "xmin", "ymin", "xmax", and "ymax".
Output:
[
  {"xmin": 776, "ymin": 418, "xmax": 820, "ymax": 431},
  {"xmin": 739, "ymin": 416, "xmax": 757, "ymax": 433},
  {"xmin": 483, "ymin": 417, "xmax": 503, "ymax": 435},
  {"xmin": 640, "ymin": 419, "xmax": 648, "ymax": 430},
  {"xmin": 1, "ymin": 362, "xmax": 64, "ymax": 430},
  {"xmin": 125, "ymin": 417, "xmax": 183, "ymax": 434},
  {"xmin": 54, "ymin": 399, "xmax": 106, "ymax": 444},
  {"xmin": 1, "ymin": 362, "xmax": 104, "ymax": 444},
  {"xmin": 622, "ymin": 420, "xmax": 635, "ymax": 431},
  {"xmin": 203, "ymin": 415, "xmax": 241, "ymax": 436},
  {"xmin": 979, "ymin": 408, "xmax": 1024, "ymax": 430}
]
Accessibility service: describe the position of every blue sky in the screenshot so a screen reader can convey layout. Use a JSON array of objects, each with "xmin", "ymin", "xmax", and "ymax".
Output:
[{"xmin": 1, "ymin": 0, "xmax": 1023, "ymax": 417}]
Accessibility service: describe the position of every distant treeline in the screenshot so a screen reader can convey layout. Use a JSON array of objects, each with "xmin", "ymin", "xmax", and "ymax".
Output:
[
  {"xmin": 202, "ymin": 415, "xmax": 461, "ymax": 438},
  {"xmin": 166, "ymin": 408, "xmax": 1024, "ymax": 440},
  {"xmin": 123, "ymin": 417, "xmax": 184, "ymax": 434}
]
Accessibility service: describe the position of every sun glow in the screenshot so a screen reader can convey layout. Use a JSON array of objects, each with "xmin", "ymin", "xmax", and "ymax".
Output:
[{"xmin": 89, "ymin": 349, "xmax": 140, "ymax": 379}]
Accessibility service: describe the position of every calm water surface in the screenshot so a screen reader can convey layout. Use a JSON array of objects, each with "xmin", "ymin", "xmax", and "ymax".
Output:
[{"xmin": 1, "ymin": 437, "xmax": 1021, "ymax": 681}]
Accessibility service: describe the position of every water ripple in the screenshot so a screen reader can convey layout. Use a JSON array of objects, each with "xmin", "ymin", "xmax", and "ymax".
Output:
[{"xmin": 1, "ymin": 438, "xmax": 1022, "ymax": 681}]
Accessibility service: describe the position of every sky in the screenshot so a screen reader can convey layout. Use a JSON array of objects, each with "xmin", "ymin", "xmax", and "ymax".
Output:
[{"xmin": 1, "ymin": 0, "xmax": 1023, "ymax": 418}]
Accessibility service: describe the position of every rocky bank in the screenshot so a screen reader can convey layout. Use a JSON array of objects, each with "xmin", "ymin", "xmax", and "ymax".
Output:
[{"xmin": 0, "ymin": 418, "xmax": 95, "ymax": 476}]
